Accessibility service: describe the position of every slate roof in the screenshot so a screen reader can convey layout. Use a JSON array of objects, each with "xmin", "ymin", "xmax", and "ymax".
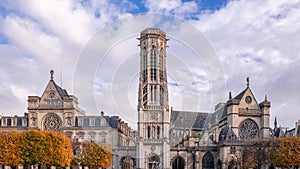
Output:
[
  {"xmin": 108, "ymin": 116, "xmax": 120, "ymax": 129},
  {"xmin": 170, "ymin": 110, "xmax": 208, "ymax": 130},
  {"xmin": 219, "ymin": 126, "xmax": 237, "ymax": 141},
  {"xmin": 207, "ymin": 103, "xmax": 227, "ymax": 126},
  {"xmin": 76, "ymin": 116, "xmax": 110, "ymax": 127},
  {"xmin": 234, "ymin": 88, "xmax": 247, "ymax": 100},
  {"xmin": 52, "ymin": 80, "xmax": 68, "ymax": 98}
]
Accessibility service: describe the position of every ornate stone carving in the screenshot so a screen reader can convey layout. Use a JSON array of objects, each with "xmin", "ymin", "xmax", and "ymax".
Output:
[
  {"xmin": 239, "ymin": 119, "xmax": 258, "ymax": 140},
  {"xmin": 44, "ymin": 113, "xmax": 62, "ymax": 130}
]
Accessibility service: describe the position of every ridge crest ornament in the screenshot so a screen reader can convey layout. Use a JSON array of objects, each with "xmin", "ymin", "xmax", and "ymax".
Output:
[{"xmin": 44, "ymin": 113, "xmax": 62, "ymax": 131}]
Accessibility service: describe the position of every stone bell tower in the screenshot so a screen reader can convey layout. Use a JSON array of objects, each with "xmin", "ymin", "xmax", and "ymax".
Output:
[{"xmin": 137, "ymin": 28, "xmax": 170, "ymax": 169}]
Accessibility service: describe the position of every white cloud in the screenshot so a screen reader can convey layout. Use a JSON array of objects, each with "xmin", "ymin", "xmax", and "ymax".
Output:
[
  {"xmin": 190, "ymin": 0, "xmax": 300, "ymax": 128},
  {"xmin": 0, "ymin": 0, "xmax": 300, "ymax": 130},
  {"xmin": 10, "ymin": 84, "xmax": 29, "ymax": 103},
  {"xmin": 2, "ymin": 14, "xmax": 62, "ymax": 64},
  {"xmin": 144, "ymin": 0, "xmax": 198, "ymax": 18},
  {"xmin": 0, "ymin": 0, "xmax": 136, "ymax": 118}
]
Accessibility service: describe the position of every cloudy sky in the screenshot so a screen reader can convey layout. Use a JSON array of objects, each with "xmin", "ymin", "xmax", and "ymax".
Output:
[{"xmin": 0, "ymin": 0, "xmax": 299, "ymax": 129}]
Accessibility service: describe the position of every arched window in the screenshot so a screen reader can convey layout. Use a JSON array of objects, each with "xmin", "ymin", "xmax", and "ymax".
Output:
[
  {"xmin": 149, "ymin": 155, "xmax": 160, "ymax": 169},
  {"xmin": 157, "ymin": 126, "xmax": 160, "ymax": 139},
  {"xmin": 239, "ymin": 119, "xmax": 258, "ymax": 140},
  {"xmin": 150, "ymin": 46, "xmax": 157, "ymax": 81},
  {"xmin": 143, "ymin": 47, "xmax": 147, "ymax": 83},
  {"xmin": 172, "ymin": 156, "xmax": 185, "ymax": 169},
  {"xmin": 202, "ymin": 152, "xmax": 214, "ymax": 169},
  {"xmin": 121, "ymin": 156, "xmax": 134, "ymax": 169},
  {"xmin": 148, "ymin": 126, "xmax": 151, "ymax": 138}
]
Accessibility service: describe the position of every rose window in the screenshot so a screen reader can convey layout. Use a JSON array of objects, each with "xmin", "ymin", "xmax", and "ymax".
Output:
[
  {"xmin": 239, "ymin": 119, "xmax": 258, "ymax": 140},
  {"xmin": 44, "ymin": 113, "xmax": 62, "ymax": 130}
]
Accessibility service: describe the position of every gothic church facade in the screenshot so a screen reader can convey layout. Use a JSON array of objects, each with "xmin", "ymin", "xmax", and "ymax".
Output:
[{"xmin": 0, "ymin": 28, "xmax": 272, "ymax": 169}]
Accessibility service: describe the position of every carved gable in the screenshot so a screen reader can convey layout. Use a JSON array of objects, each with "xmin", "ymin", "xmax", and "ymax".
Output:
[
  {"xmin": 39, "ymin": 80, "xmax": 68, "ymax": 107},
  {"xmin": 237, "ymin": 88, "xmax": 260, "ymax": 110}
]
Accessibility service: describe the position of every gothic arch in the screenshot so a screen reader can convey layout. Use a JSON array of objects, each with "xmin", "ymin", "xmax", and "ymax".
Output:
[
  {"xmin": 239, "ymin": 118, "xmax": 259, "ymax": 140},
  {"xmin": 121, "ymin": 156, "xmax": 134, "ymax": 169},
  {"xmin": 171, "ymin": 155, "xmax": 185, "ymax": 169},
  {"xmin": 148, "ymin": 155, "xmax": 160, "ymax": 169},
  {"xmin": 202, "ymin": 152, "xmax": 214, "ymax": 169}
]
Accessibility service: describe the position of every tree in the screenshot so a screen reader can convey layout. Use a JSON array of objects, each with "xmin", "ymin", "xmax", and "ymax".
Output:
[
  {"xmin": 0, "ymin": 131, "xmax": 24, "ymax": 167},
  {"xmin": 242, "ymin": 139, "xmax": 271, "ymax": 169},
  {"xmin": 21, "ymin": 130, "xmax": 73, "ymax": 167},
  {"xmin": 77, "ymin": 141, "xmax": 112, "ymax": 169},
  {"xmin": 269, "ymin": 137, "xmax": 300, "ymax": 168}
]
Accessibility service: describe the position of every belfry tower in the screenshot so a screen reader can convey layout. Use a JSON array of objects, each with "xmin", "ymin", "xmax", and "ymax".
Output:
[{"xmin": 137, "ymin": 28, "xmax": 170, "ymax": 169}]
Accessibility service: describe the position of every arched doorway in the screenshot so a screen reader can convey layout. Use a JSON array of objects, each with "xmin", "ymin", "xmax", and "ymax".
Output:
[
  {"xmin": 121, "ymin": 156, "xmax": 134, "ymax": 169},
  {"xmin": 172, "ymin": 156, "xmax": 184, "ymax": 169},
  {"xmin": 149, "ymin": 155, "xmax": 160, "ymax": 169},
  {"xmin": 202, "ymin": 152, "xmax": 214, "ymax": 169}
]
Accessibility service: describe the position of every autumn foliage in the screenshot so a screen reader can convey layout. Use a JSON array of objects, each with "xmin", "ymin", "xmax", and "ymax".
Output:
[
  {"xmin": 242, "ymin": 137, "xmax": 300, "ymax": 169},
  {"xmin": 0, "ymin": 130, "xmax": 73, "ymax": 167},
  {"xmin": 0, "ymin": 131, "xmax": 24, "ymax": 166},
  {"xmin": 269, "ymin": 137, "xmax": 300, "ymax": 168},
  {"xmin": 76, "ymin": 141, "xmax": 112, "ymax": 169},
  {"xmin": 21, "ymin": 130, "xmax": 73, "ymax": 167}
]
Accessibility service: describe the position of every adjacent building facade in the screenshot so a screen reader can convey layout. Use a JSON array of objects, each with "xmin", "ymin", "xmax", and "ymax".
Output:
[{"xmin": 0, "ymin": 28, "xmax": 283, "ymax": 169}]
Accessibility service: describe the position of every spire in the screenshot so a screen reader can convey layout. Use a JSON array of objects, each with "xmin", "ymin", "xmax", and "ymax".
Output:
[
  {"xmin": 265, "ymin": 94, "xmax": 268, "ymax": 101},
  {"xmin": 50, "ymin": 70, "xmax": 54, "ymax": 80},
  {"xmin": 246, "ymin": 77, "xmax": 249, "ymax": 87},
  {"xmin": 274, "ymin": 117, "xmax": 278, "ymax": 129}
]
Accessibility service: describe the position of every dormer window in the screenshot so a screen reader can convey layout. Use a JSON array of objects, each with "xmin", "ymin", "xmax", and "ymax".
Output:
[
  {"xmin": 101, "ymin": 118, "xmax": 106, "ymax": 126},
  {"xmin": 90, "ymin": 118, "xmax": 95, "ymax": 126},
  {"xmin": 78, "ymin": 118, "xmax": 83, "ymax": 126}
]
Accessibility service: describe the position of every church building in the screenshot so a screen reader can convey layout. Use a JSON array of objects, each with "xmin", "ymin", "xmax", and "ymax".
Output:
[{"xmin": 0, "ymin": 28, "xmax": 273, "ymax": 169}]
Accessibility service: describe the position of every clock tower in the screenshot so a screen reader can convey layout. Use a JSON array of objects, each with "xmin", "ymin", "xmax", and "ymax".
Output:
[{"xmin": 137, "ymin": 28, "xmax": 170, "ymax": 169}]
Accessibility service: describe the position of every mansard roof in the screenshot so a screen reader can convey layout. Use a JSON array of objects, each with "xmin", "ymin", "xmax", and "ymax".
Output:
[{"xmin": 76, "ymin": 115, "xmax": 110, "ymax": 127}]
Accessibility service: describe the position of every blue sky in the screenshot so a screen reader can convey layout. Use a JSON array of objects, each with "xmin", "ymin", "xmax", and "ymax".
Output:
[{"xmin": 0, "ymin": 0, "xmax": 300, "ymax": 129}]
